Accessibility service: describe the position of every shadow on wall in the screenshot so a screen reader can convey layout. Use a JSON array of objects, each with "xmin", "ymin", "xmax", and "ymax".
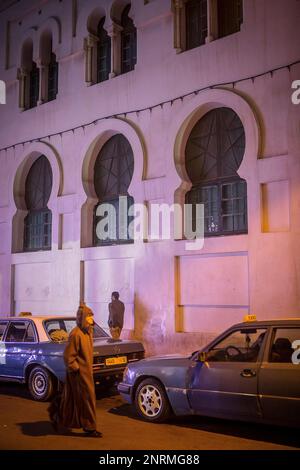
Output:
[
  {"xmin": 120, "ymin": 294, "xmax": 165, "ymax": 356},
  {"xmin": 134, "ymin": 294, "xmax": 167, "ymax": 357},
  {"xmin": 122, "ymin": 295, "xmax": 216, "ymax": 357}
]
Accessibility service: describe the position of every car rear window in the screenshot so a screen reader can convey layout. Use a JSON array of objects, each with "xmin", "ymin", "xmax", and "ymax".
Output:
[
  {"xmin": 0, "ymin": 322, "xmax": 8, "ymax": 341},
  {"xmin": 5, "ymin": 321, "xmax": 36, "ymax": 343},
  {"xmin": 269, "ymin": 328, "xmax": 300, "ymax": 363},
  {"xmin": 44, "ymin": 319, "xmax": 109, "ymax": 342}
]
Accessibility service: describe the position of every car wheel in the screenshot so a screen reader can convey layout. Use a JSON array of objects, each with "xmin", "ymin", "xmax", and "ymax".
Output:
[
  {"xmin": 135, "ymin": 378, "xmax": 171, "ymax": 423},
  {"xmin": 28, "ymin": 366, "xmax": 54, "ymax": 401}
]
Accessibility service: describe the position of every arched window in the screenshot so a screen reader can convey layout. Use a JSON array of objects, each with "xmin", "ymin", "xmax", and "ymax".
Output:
[
  {"xmin": 48, "ymin": 52, "xmax": 59, "ymax": 101},
  {"xmin": 121, "ymin": 4, "xmax": 137, "ymax": 74},
  {"xmin": 186, "ymin": 0, "xmax": 208, "ymax": 50},
  {"xmin": 217, "ymin": 0, "xmax": 243, "ymax": 38},
  {"xmin": 97, "ymin": 17, "xmax": 111, "ymax": 83},
  {"xmin": 93, "ymin": 135, "xmax": 134, "ymax": 246},
  {"xmin": 24, "ymin": 156, "xmax": 53, "ymax": 251},
  {"xmin": 185, "ymin": 107, "xmax": 247, "ymax": 236}
]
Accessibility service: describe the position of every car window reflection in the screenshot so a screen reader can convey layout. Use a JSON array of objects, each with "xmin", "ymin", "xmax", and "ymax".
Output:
[
  {"xmin": 269, "ymin": 328, "xmax": 300, "ymax": 363},
  {"xmin": 0, "ymin": 322, "xmax": 8, "ymax": 341},
  {"xmin": 5, "ymin": 321, "xmax": 35, "ymax": 343},
  {"xmin": 45, "ymin": 319, "xmax": 109, "ymax": 342}
]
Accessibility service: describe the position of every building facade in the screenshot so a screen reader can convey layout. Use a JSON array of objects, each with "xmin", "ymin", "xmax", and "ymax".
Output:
[{"xmin": 0, "ymin": 0, "xmax": 299, "ymax": 355}]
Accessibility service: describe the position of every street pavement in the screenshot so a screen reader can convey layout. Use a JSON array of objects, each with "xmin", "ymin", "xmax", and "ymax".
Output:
[{"xmin": 0, "ymin": 383, "xmax": 299, "ymax": 450}]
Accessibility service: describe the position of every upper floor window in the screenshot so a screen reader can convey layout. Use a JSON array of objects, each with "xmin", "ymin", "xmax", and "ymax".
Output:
[
  {"xmin": 24, "ymin": 155, "xmax": 52, "ymax": 252},
  {"xmin": 121, "ymin": 4, "xmax": 137, "ymax": 74},
  {"xmin": 18, "ymin": 38, "xmax": 39, "ymax": 111},
  {"xmin": 28, "ymin": 61, "xmax": 39, "ymax": 109},
  {"xmin": 18, "ymin": 33, "xmax": 59, "ymax": 110},
  {"xmin": 217, "ymin": 0, "xmax": 243, "ymax": 38},
  {"xmin": 40, "ymin": 32, "xmax": 59, "ymax": 103},
  {"xmin": 47, "ymin": 52, "xmax": 59, "ymax": 101},
  {"xmin": 93, "ymin": 134, "xmax": 134, "ymax": 246},
  {"xmin": 186, "ymin": 0, "xmax": 208, "ymax": 50},
  {"xmin": 172, "ymin": 0, "xmax": 243, "ymax": 53},
  {"xmin": 97, "ymin": 17, "xmax": 111, "ymax": 83},
  {"xmin": 185, "ymin": 107, "xmax": 247, "ymax": 236}
]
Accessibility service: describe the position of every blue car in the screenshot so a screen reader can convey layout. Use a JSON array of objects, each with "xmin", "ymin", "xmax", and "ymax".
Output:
[
  {"xmin": 118, "ymin": 319, "xmax": 300, "ymax": 427},
  {"xmin": 0, "ymin": 315, "xmax": 144, "ymax": 401}
]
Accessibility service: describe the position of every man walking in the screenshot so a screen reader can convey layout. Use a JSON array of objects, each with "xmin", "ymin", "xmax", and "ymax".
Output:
[
  {"xmin": 108, "ymin": 291, "xmax": 125, "ymax": 340},
  {"xmin": 48, "ymin": 303, "xmax": 102, "ymax": 437}
]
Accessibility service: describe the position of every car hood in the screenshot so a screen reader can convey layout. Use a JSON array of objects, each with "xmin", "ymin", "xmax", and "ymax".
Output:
[
  {"xmin": 93, "ymin": 338, "xmax": 144, "ymax": 355},
  {"xmin": 133, "ymin": 354, "xmax": 191, "ymax": 369},
  {"xmin": 143, "ymin": 354, "xmax": 189, "ymax": 361}
]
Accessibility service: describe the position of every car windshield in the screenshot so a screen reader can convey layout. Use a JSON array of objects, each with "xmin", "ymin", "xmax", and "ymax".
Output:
[{"xmin": 44, "ymin": 318, "xmax": 109, "ymax": 342}]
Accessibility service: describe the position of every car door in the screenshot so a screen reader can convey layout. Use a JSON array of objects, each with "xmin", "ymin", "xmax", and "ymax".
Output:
[
  {"xmin": 188, "ymin": 327, "xmax": 268, "ymax": 421},
  {"xmin": 4, "ymin": 320, "xmax": 37, "ymax": 379},
  {"xmin": 258, "ymin": 326, "xmax": 300, "ymax": 427},
  {"xmin": 0, "ymin": 321, "xmax": 8, "ymax": 376}
]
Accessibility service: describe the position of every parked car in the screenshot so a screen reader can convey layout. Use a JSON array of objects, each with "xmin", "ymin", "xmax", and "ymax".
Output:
[
  {"xmin": 118, "ymin": 318, "xmax": 300, "ymax": 428},
  {"xmin": 0, "ymin": 315, "xmax": 144, "ymax": 401}
]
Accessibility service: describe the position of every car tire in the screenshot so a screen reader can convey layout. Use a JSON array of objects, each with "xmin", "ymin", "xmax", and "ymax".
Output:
[
  {"xmin": 134, "ymin": 378, "xmax": 171, "ymax": 423},
  {"xmin": 28, "ymin": 366, "xmax": 54, "ymax": 401}
]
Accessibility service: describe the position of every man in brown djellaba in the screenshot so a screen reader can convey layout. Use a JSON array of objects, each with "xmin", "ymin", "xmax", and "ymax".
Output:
[{"xmin": 49, "ymin": 303, "xmax": 102, "ymax": 438}]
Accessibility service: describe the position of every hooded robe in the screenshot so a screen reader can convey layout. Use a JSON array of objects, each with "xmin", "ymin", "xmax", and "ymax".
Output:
[{"xmin": 49, "ymin": 304, "xmax": 97, "ymax": 431}]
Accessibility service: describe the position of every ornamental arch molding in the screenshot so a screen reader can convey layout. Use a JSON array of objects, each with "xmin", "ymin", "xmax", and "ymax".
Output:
[
  {"xmin": 165, "ymin": 88, "xmax": 261, "ymax": 207},
  {"xmin": 79, "ymin": 118, "xmax": 146, "ymax": 248},
  {"xmin": 37, "ymin": 17, "xmax": 62, "ymax": 59},
  {"xmin": 11, "ymin": 141, "xmax": 63, "ymax": 253},
  {"xmin": 18, "ymin": 28, "xmax": 38, "ymax": 67}
]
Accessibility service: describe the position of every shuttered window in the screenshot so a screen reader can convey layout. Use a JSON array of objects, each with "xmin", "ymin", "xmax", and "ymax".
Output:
[
  {"xmin": 24, "ymin": 155, "xmax": 53, "ymax": 251},
  {"xmin": 121, "ymin": 4, "xmax": 137, "ymax": 74},
  {"xmin": 218, "ymin": 0, "xmax": 243, "ymax": 38},
  {"xmin": 29, "ymin": 61, "xmax": 39, "ymax": 109},
  {"xmin": 185, "ymin": 107, "xmax": 247, "ymax": 236},
  {"xmin": 186, "ymin": 0, "xmax": 208, "ymax": 50},
  {"xmin": 48, "ymin": 52, "xmax": 59, "ymax": 101},
  {"xmin": 93, "ymin": 135, "xmax": 134, "ymax": 245},
  {"xmin": 97, "ymin": 17, "xmax": 111, "ymax": 83}
]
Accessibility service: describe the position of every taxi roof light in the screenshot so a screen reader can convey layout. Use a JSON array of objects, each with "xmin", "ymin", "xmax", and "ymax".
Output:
[{"xmin": 243, "ymin": 314, "xmax": 257, "ymax": 322}]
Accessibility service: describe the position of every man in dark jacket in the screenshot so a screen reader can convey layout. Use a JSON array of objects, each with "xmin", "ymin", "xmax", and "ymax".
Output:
[
  {"xmin": 108, "ymin": 291, "xmax": 125, "ymax": 340},
  {"xmin": 48, "ymin": 303, "xmax": 102, "ymax": 438}
]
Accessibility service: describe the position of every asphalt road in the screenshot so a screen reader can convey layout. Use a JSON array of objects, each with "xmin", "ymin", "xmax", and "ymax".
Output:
[{"xmin": 0, "ymin": 383, "xmax": 299, "ymax": 450}]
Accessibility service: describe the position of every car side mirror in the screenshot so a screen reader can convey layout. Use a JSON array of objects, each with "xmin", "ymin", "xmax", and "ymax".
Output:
[{"xmin": 197, "ymin": 351, "xmax": 207, "ymax": 362}]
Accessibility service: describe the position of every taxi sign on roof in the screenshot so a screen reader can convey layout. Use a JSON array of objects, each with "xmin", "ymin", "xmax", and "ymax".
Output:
[{"xmin": 244, "ymin": 314, "xmax": 257, "ymax": 322}]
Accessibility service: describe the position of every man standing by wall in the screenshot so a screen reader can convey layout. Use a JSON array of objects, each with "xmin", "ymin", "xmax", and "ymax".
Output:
[{"xmin": 108, "ymin": 291, "xmax": 125, "ymax": 340}]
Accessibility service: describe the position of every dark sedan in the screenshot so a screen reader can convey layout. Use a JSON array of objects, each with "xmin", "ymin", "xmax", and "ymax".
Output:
[{"xmin": 118, "ymin": 318, "xmax": 300, "ymax": 427}]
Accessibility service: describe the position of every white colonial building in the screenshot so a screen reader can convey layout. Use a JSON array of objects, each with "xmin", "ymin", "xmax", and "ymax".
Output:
[{"xmin": 0, "ymin": 0, "xmax": 299, "ymax": 354}]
